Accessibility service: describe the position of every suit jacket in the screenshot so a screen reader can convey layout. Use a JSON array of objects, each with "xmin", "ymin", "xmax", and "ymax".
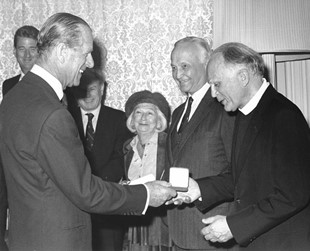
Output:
[
  {"xmin": 68, "ymin": 100, "xmax": 131, "ymax": 182},
  {"xmin": 166, "ymin": 88, "xmax": 236, "ymax": 250},
  {"xmin": 0, "ymin": 74, "xmax": 20, "ymax": 251},
  {"xmin": 0, "ymin": 155, "xmax": 8, "ymax": 251},
  {"xmin": 0, "ymin": 72, "xmax": 147, "ymax": 251},
  {"xmin": 2, "ymin": 74, "xmax": 20, "ymax": 96},
  {"xmin": 196, "ymin": 85, "xmax": 310, "ymax": 250}
]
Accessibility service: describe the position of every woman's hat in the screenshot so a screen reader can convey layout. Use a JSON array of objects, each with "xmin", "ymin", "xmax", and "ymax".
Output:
[{"xmin": 125, "ymin": 90, "xmax": 170, "ymax": 120}]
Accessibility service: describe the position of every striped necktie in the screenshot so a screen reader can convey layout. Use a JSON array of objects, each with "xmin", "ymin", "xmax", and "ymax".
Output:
[{"xmin": 85, "ymin": 113, "xmax": 95, "ymax": 151}]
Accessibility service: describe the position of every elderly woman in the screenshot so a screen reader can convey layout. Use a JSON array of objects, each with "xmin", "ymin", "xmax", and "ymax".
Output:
[{"xmin": 123, "ymin": 90, "xmax": 172, "ymax": 251}]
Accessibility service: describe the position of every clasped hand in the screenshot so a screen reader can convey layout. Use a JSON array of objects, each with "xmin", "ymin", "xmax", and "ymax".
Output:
[
  {"xmin": 201, "ymin": 215, "xmax": 233, "ymax": 243},
  {"xmin": 152, "ymin": 178, "xmax": 234, "ymax": 244}
]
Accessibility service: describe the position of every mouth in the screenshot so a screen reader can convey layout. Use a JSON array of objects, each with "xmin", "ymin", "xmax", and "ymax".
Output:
[
  {"xmin": 216, "ymin": 97, "xmax": 225, "ymax": 105},
  {"xmin": 83, "ymin": 98, "xmax": 93, "ymax": 103},
  {"xmin": 178, "ymin": 79, "xmax": 188, "ymax": 85}
]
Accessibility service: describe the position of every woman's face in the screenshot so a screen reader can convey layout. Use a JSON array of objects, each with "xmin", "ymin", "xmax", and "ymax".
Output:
[{"xmin": 132, "ymin": 103, "xmax": 159, "ymax": 135}]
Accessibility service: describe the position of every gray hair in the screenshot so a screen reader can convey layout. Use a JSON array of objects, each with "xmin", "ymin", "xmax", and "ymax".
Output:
[
  {"xmin": 37, "ymin": 12, "xmax": 91, "ymax": 54},
  {"xmin": 126, "ymin": 105, "xmax": 167, "ymax": 134},
  {"xmin": 212, "ymin": 42, "xmax": 265, "ymax": 76},
  {"xmin": 173, "ymin": 36, "xmax": 212, "ymax": 63}
]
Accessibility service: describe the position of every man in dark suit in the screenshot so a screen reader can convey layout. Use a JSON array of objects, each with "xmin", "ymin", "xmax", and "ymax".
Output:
[
  {"xmin": 2, "ymin": 25, "xmax": 39, "ymax": 96},
  {"xmin": 0, "ymin": 13, "xmax": 176, "ymax": 251},
  {"xmin": 1, "ymin": 25, "xmax": 39, "ymax": 251},
  {"xmin": 172, "ymin": 42, "xmax": 310, "ymax": 250},
  {"xmin": 67, "ymin": 68, "xmax": 132, "ymax": 251},
  {"xmin": 165, "ymin": 37, "xmax": 236, "ymax": 250}
]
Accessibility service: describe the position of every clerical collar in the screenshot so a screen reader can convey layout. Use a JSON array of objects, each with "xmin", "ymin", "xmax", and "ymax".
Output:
[{"xmin": 239, "ymin": 79, "xmax": 269, "ymax": 115}]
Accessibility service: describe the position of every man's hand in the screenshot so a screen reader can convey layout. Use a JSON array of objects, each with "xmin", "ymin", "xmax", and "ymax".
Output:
[
  {"xmin": 145, "ymin": 180, "xmax": 177, "ymax": 207},
  {"xmin": 165, "ymin": 177, "xmax": 201, "ymax": 205},
  {"xmin": 201, "ymin": 215, "xmax": 233, "ymax": 243}
]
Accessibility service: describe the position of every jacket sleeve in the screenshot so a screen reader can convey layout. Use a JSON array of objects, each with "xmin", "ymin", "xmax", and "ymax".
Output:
[
  {"xmin": 195, "ymin": 172, "xmax": 234, "ymax": 211},
  {"xmin": 38, "ymin": 108, "xmax": 147, "ymax": 215}
]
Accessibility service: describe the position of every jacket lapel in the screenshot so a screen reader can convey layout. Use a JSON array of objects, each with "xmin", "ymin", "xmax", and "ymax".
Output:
[
  {"xmin": 175, "ymin": 90, "xmax": 214, "ymax": 157},
  {"xmin": 167, "ymin": 104, "xmax": 184, "ymax": 165},
  {"xmin": 234, "ymin": 85, "xmax": 275, "ymax": 182},
  {"xmin": 92, "ymin": 104, "xmax": 106, "ymax": 150},
  {"xmin": 234, "ymin": 112, "xmax": 263, "ymax": 181},
  {"xmin": 156, "ymin": 132, "xmax": 167, "ymax": 179},
  {"xmin": 123, "ymin": 138, "xmax": 134, "ymax": 180}
]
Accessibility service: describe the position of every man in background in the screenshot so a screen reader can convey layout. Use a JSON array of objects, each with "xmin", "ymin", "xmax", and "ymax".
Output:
[
  {"xmin": 165, "ymin": 36, "xmax": 236, "ymax": 250},
  {"xmin": 68, "ymin": 68, "xmax": 131, "ymax": 251},
  {"xmin": 0, "ymin": 12, "xmax": 176, "ymax": 251},
  {"xmin": 0, "ymin": 25, "xmax": 39, "ymax": 251},
  {"xmin": 2, "ymin": 25, "xmax": 39, "ymax": 96}
]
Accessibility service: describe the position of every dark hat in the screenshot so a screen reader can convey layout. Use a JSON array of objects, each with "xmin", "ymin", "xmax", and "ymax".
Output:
[{"xmin": 125, "ymin": 90, "xmax": 170, "ymax": 120}]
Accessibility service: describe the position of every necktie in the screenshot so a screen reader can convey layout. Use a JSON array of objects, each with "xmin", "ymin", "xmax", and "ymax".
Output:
[
  {"xmin": 85, "ymin": 113, "xmax": 95, "ymax": 151},
  {"xmin": 178, "ymin": 97, "xmax": 193, "ymax": 133}
]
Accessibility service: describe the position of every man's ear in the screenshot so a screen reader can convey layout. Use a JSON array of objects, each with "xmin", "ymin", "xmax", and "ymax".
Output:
[
  {"xmin": 55, "ymin": 42, "xmax": 68, "ymax": 64},
  {"xmin": 238, "ymin": 68, "xmax": 250, "ymax": 87},
  {"xmin": 100, "ymin": 83, "xmax": 104, "ymax": 95}
]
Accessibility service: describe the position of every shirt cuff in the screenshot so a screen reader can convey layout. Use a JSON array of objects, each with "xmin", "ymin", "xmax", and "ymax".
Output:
[{"xmin": 141, "ymin": 184, "xmax": 150, "ymax": 214}]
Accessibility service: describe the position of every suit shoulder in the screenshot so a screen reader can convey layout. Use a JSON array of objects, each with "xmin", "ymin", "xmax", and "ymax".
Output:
[
  {"xmin": 2, "ymin": 75, "xmax": 21, "ymax": 96},
  {"xmin": 267, "ymin": 91, "xmax": 304, "ymax": 118},
  {"xmin": 171, "ymin": 103, "xmax": 184, "ymax": 116},
  {"xmin": 102, "ymin": 105, "xmax": 126, "ymax": 117},
  {"xmin": 3, "ymin": 75, "xmax": 20, "ymax": 84}
]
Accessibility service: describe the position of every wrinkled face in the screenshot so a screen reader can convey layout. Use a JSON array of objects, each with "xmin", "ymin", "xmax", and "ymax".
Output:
[
  {"xmin": 171, "ymin": 42, "xmax": 208, "ymax": 94},
  {"xmin": 65, "ymin": 26, "xmax": 94, "ymax": 88},
  {"xmin": 208, "ymin": 55, "xmax": 244, "ymax": 112},
  {"xmin": 14, "ymin": 37, "xmax": 39, "ymax": 74},
  {"xmin": 132, "ymin": 103, "xmax": 159, "ymax": 135},
  {"xmin": 77, "ymin": 80, "xmax": 103, "ymax": 111}
]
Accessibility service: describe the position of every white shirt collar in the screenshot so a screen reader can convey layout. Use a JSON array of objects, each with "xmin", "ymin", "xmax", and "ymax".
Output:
[
  {"xmin": 190, "ymin": 82, "xmax": 210, "ymax": 103},
  {"xmin": 19, "ymin": 72, "xmax": 25, "ymax": 81},
  {"xmin": 80, "ymin": 104, "xmax": 101, "ymax": 133},
  {"xmin": 239, "ymin": 78, "xmax": 270, "ymax": 115},
  {"xmin": 187, "ymin": 83, "xmax": 210, "ymax": 119},
  {"xmin": 130, "ymin": 132, "xmax": 158, "ymax": 148},
  {"xmin": 30, "ymin": 64, "xmax": 63, "ymax": 100},
  {"xmin": 80, "ymin": 104, "xmax": 101, "ymax": 119}
]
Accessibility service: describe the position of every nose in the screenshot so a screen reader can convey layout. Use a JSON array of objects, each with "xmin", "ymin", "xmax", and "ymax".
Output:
[
  {"xmin": 173, "ymin": 67, "xmax": 183, "ymax": 80},
  {"xmin": 86, "ymin": 54, "xmax": 94, "ymax": 68},
  {"xmin": 25, "ymin": 49, "xmax": 31, "ymax": 58},
  {"xmin": 141, "ymin": 112, "xmax": 147, "ymax": 121},
  {"xmin": 211, "ymin": 85, "xmax": 218, "ymax": 98}
]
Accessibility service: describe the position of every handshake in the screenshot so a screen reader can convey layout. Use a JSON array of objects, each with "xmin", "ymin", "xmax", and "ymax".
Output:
[
  {"xmin": 122, "ymin": 169, "xmax": 201, "ymax": 208},
  {"xmin": 144, "ymin": 177, "xmax": 201, "ymax": 207}
]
